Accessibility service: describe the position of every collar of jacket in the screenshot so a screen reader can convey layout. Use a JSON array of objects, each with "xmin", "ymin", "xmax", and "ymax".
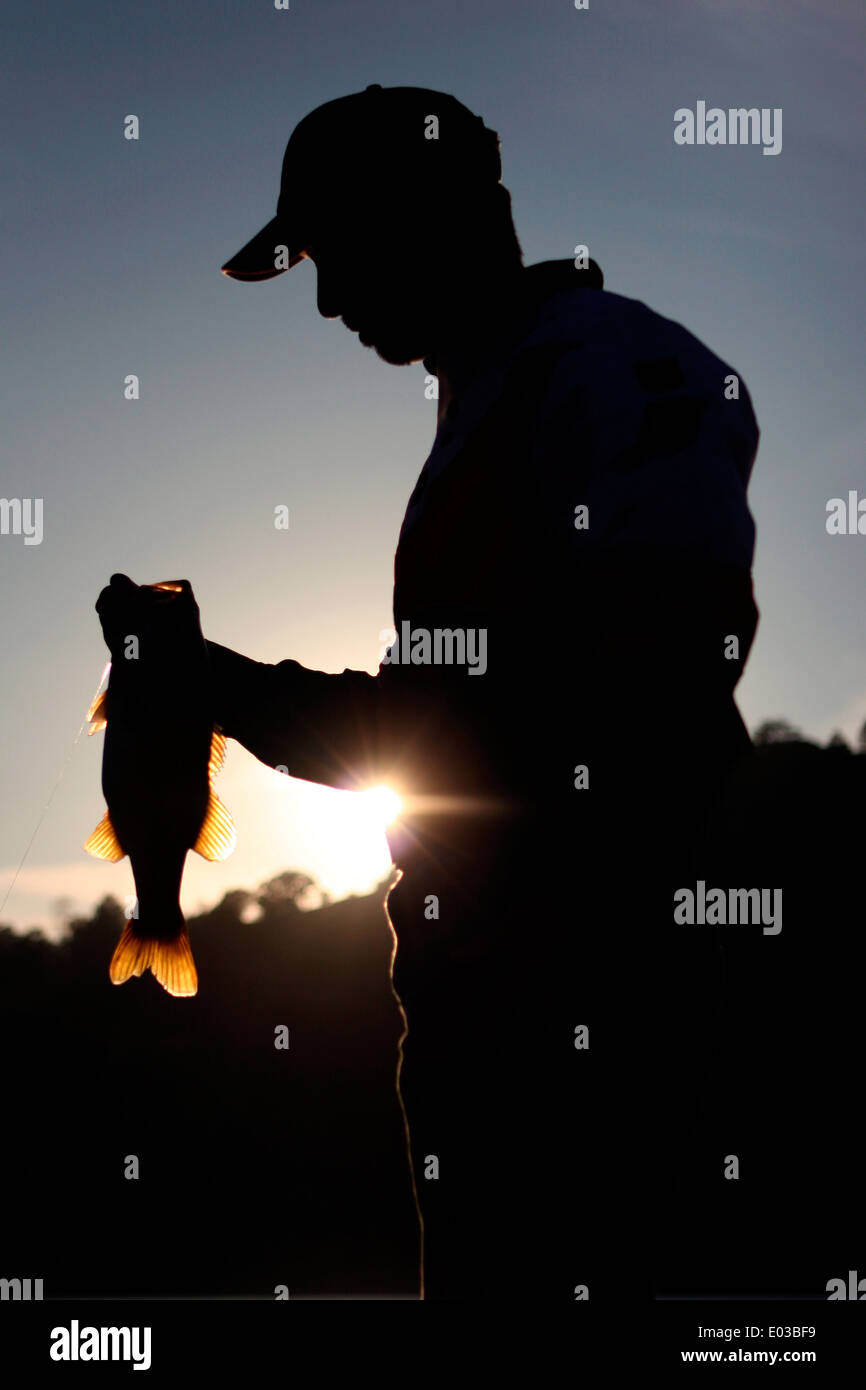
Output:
[
  {"xmin": 521, "ymin": 255, "xmax": 604, "ymax": 298},
  {"xmin": 422, "ymin": 257, "xmax": 604, "ymax": 421},
  {"xmin": 422, "ymin": 257, "xmax": 604, "ymax": 379}
]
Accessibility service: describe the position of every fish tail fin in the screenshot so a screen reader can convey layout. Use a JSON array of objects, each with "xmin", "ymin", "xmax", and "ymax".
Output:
[{"xmin": 109, "ymin": 921, "xmax": 198, "ymax": 998}]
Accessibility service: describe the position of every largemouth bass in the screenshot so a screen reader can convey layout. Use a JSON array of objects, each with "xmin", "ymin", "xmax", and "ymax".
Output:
[{"xmin": 85, "ymin": 575, "xmax": 235, "ymax": 996}]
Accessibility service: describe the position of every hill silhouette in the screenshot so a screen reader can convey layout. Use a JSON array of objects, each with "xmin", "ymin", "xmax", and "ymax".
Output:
[
  {"xmin": 0, "ymin": 870, "xmax": 418, "ymax": 1299},
  {"xmin": 689, "ymin": 723, "xmax": 866, "ymax": 1297},
  {"xmin": 1, "ymin": 720, "xmax": 863, "ymax": 1298}
]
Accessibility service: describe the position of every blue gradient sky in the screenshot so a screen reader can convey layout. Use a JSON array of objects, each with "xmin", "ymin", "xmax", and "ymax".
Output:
[{"xmin": 2, "ymin": 0, "xmax": 863, "ymax": 935}]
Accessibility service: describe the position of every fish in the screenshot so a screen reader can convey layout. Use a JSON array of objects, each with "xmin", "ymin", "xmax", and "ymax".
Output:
[{"xmin": 84, "ymin": 575, "xmax": 236, "ymax": 997}]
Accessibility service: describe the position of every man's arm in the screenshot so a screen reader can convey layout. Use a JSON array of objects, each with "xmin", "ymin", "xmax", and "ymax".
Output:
[
  {"xmin": 205, "ymin": 629, "xmax": 479, "ymax": 794},
  {"xmin": 206, "ymin": 642, "xmax": 390, "ymax": 791}
]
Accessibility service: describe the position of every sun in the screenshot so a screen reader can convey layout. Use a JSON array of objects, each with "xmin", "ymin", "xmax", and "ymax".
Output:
[
  {"xmin": 309, "ymin": 784, "xmax": 403, "ymax": 894},
  {"xmin": 361, "ymin": 785, "xmax": 403, "ymax": 828}
]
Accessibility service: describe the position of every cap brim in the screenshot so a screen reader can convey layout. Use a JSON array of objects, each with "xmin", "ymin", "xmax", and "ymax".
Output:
[{"xmin": 221, "ymin": 216, "xmax": 307, "ymax": 281}]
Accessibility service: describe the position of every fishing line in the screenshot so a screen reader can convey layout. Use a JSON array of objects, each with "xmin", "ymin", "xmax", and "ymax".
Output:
[{"xmin": 0, "ymin": 661, "xmax": 111, "ymax": 920}]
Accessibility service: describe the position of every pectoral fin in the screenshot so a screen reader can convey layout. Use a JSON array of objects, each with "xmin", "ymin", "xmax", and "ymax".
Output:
[
  {"xmin": 193, "ymin": 789, "xmax": 236, "ymax": 861},
  {"xmin": 84, "ymin": 810, "xmax": 126, "ymax": 861},
  {"xmin": 208, "ymin": 729, "xmax": 227, "ymax": 781}
]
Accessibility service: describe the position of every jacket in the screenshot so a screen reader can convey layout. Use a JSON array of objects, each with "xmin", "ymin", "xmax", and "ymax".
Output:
[{"xmin": 206, "ymin": 258, "xmax": 760, "ymax": 998}]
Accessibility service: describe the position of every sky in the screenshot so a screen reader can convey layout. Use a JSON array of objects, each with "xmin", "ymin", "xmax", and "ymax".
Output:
[{"xmin": 1, "ymin": 0, "xmax": 863, "ymax": 937}]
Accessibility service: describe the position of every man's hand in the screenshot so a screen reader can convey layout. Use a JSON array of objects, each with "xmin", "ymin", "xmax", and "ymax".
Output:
[
  {"xmin": 95, "ymin": 574, "xmax": 143, "ymax": 658},
  {"xmin": 95, "ymin": 573, "xmax": 201, "ymax": 659}
]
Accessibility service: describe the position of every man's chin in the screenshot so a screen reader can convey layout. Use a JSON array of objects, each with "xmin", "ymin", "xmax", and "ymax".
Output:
[{"xmin": 361, "ymin": 329, "xmax": 430, "ymax": 366}]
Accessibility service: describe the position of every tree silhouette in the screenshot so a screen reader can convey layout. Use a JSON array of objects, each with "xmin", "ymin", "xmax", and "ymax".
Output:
[
  {"xmin": 257, "ymin": 869, "xmax": 319, "ymax": 909},
  {"xmin": 1, "ymin": 726, "xmax": 863, "ymax": 1299},
  {"xmin": 0, "ymin": 870, "xmax": 416, "ymax": 1298},
  {"xmin": 752, "ymin": 717, "xmax": 805, "ymax": 745},
  {"xmin": 826, "ymin": 730, "xmax": 851, "ymax": 750}
]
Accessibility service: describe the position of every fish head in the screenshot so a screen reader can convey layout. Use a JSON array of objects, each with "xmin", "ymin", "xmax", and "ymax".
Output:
[{"xmin": 96, "ymin": 576, "xmax": 204, "ymax": 670}]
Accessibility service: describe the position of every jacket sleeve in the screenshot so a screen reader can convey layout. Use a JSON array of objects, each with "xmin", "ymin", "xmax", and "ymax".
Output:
[
  {"xmin": 519, "ymin": 311, "xmax": 761, "ymax": 800},
  {"xmin": 206, "ymin": 614, "xmax": 510, "ymax": 798},
  {"xmin": 205, "ymin": 641, "xmax": 394, "ymax": 791}
]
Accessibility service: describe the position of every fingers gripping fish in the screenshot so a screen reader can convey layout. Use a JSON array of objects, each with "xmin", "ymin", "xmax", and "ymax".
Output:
[{"xmin": 85, "ymin": 575, "xmax": 236, "ymax": 997}]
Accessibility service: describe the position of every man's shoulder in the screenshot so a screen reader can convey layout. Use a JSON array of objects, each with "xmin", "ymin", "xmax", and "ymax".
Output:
[
  {"xmin": 510, "ymin": 275, "xmax": 757, "ymax": 449},
  {"xmin": 499, "ymin": 271, "xmax": 759, "ymax": 571},
  {"xmin": 519, "ymin": 273, "xmax": 733, "ymax": 376}
]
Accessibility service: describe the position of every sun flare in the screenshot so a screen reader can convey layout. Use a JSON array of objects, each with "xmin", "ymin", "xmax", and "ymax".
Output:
[
  {"xmin": 362, "ymin": 785, "xmax": 403, "ymax": 828},
  {"xmin": 309, "ymin": 784, "xmax": 403, "ymax": 892},
  {"xmin": 266, "ymin": 779, "xmax": 406, "ymax": 905}
]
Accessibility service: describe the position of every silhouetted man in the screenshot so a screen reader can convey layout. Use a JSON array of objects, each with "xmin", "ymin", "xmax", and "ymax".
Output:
[{"xmin": 105, "ymin": 85, "xmax": 761, "ymax": 1299}]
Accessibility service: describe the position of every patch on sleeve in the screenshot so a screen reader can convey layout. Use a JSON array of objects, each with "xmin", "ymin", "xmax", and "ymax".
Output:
[
  {"xmin": 632, "ymin": 356, "xmax": 686, "ymax": 392},
  {"xmin": 609, "ymin": 395, "xmax": 709, "ymax": 473}
]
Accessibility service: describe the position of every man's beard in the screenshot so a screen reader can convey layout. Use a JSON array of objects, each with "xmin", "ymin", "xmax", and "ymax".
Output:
[{"xmin": 363, "ymin": 324, "xmax": 434, "ymax": 366}]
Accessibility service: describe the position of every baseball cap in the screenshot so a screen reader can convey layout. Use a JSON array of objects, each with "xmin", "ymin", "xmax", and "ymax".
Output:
[{"xmin": 220, "ymin": 84, "xmax": 504, "ymax": 282}]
